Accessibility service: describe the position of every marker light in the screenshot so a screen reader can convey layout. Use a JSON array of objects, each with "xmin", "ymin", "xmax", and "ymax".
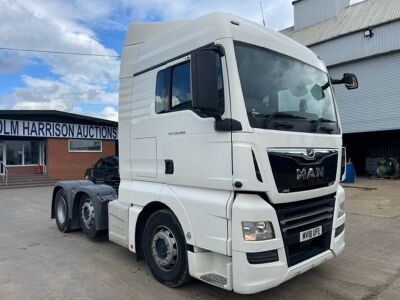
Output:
[{"xmin": 338, "ymin": 201, "xmax": 345, "ymax": 218}]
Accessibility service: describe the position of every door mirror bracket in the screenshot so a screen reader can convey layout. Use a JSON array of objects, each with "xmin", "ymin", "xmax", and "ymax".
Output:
[{"xmin": 215, "ymin": 118, "xmax": 242, "ymax": 132}]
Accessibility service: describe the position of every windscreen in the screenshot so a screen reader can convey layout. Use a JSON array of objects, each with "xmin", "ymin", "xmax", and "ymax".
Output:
[{"xmin": 234, "ymin": 42, "xmax": 339, "ymax": 134}]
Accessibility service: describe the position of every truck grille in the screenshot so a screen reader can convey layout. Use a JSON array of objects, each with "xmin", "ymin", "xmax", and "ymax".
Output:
[
  {"xmin": 273, "ymin": 193, "xmax": 335, "ymax": 267},
  {"xmin": 268, "ymin": 149, "xmax": 338, "ymax": 193}
]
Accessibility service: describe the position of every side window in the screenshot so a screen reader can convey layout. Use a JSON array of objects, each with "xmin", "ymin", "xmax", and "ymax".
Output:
[
  {"xmin": 102, "ymin": 158, "xmax": 114, "ymax": 168},
  {"xmin": 155, "ymin": 69, "xmax": 168, "ymax": 113},
  {"xmin": 171, "ymin": 62, "xmax": 191, "ymax": 110},
  {"xmin": 155, "ymin": 53, "xmax": 224, "ymax": 115},
  {"xmin": 95, "ymin": 159, "xmax": 104, "ymax": 168}
]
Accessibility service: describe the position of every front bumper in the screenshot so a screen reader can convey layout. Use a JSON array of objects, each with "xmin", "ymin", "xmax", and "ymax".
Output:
[{"xmin": 231, "ymin": 187, "xmax": 346, "ymax": 294}]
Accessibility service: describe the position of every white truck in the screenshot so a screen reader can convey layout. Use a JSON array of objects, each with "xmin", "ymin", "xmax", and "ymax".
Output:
[{"xmin": 51, "ymin": 12, "xmax": 358, "ymax": 294}]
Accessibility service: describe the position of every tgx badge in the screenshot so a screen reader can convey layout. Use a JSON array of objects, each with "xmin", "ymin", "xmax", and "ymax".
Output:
[{"xmin": 296, "ymin": 167, "xmax": 325, "ymax": 180}]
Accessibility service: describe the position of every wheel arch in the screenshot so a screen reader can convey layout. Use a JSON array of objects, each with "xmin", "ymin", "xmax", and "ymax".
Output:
[{"xmin": 134, "ymin": 199, "xmax": 194, "ymax": 261}]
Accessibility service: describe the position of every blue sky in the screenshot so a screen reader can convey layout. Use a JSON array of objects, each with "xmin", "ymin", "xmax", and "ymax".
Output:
[{"xmin": 0, "ymin": 0, "xmax": 363, "ymax": 120}]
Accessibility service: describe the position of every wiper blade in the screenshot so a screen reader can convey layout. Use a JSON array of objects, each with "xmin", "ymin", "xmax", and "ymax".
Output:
[
  {"xmin": 265, "ymin": 112, "xmax": 307, "ymax": 120},
  {"xmin": 310, "ymin": 117, "xmax": 336, "ymax": 123}
]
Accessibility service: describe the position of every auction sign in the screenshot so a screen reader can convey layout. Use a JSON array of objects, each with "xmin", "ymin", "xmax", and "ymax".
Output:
[{"xmin": 0, "ymin": 119, "xmax": 118, "ymax": 140}]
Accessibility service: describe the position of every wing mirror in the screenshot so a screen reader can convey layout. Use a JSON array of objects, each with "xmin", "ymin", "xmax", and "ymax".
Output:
[
  {"xmin": 331, "ymin": 73, "xmax": 358, "ymax": 90},
  {"xmin": 191, "ymin": 47, "xmax": 223, "ymax": 116},
  {"xmin": 343, "ymin": 73, "xmax": 358, "ymax": 90}
]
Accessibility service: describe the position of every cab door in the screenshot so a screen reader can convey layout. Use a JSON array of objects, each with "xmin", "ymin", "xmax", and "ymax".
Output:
[
  {"xmin": 151, "ymin": 46, "xmax": 233, "ymax": 254},
  {"xmin": 154, "ymin": 49, "xmax": 233, "ymax": 191}
]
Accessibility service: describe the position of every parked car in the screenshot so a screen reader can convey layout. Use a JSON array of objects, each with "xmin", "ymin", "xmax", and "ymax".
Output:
[{"xmin": 84, "ymin": 156, "xmax": 120, "ymax": 190}]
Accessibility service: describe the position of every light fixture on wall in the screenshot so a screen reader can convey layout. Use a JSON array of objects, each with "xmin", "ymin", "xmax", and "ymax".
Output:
[{"xmin": 363, "ymin": 28, "xmax": 374, "ymax": 38}]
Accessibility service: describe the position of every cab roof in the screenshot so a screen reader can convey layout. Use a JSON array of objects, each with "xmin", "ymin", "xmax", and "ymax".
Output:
[{"xmin": 121, "ymin": 12, "xmax": 326, "ymax": 78}]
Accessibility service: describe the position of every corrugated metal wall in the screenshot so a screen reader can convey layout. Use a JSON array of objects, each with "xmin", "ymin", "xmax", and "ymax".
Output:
[
  {"xmin": 328, "ymin": 51, "xmax": 400, "ymax": 133},
  {"xmin": 311, "ymin": 21, "xmax": 400, "ymax": 66},
  {"xmin": 294, "ymin": 0, "xmax": 349, "ymax": 30}
]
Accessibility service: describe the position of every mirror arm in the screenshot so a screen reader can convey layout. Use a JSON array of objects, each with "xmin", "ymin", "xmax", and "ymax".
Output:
[
  {"xmin": 330, "ymin": 78, "xmax": 343, "ymax": 85},
  {"xmin": 322, "ymin": 82, "xmax": 330, "ymax": 90}
]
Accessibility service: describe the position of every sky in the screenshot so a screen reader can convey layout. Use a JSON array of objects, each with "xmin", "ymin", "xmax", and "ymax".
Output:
[{"xmin": 0, "ymin": 0, "xmax": 365, "ymax": 121}]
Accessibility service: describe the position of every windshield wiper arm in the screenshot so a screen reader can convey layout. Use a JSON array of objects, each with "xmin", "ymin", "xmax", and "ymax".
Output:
[
  {"xmin": 265, "ymin": 112, "xmax": 307, "ymax": 120},
  {"xmin": 316, "ymin": 126, "xmax": 334, "ymax": 134},
  {"xmin": 273, "ymin": 121, "xmax": 294, "ymax": 129}
]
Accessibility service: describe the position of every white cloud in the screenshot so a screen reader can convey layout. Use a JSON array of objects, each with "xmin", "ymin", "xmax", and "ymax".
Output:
[
  {"xmin": 0, "ymin": 0, "xmax": 119, "ymax": 115},
  {"xmin": 0, "ymin": 0, "xmax": 366, "ymax": 122},
  {"xmin": 98, "ymin": 106, "xmax": 119, "ymax": 122},
  {"xmin": 10, "ymin": 75, "xmax": 118, "ymax": 108}
]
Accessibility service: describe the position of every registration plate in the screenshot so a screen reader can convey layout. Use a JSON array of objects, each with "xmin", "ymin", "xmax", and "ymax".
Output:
[{"xmin": 300, "ymin": 226, "xmax": 322, "ymax": 242}]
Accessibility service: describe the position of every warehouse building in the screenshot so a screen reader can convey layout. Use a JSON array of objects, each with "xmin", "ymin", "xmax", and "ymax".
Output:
[
  {"xmin": 0, "ymin": 110, "xmax": 118, "ymax": 180},
  {"xmin": 281, "ymin": 0, "xmax": 400, "ymax": 175}
]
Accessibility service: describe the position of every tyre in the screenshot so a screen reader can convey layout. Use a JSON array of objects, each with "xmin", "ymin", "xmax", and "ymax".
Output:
[
  {"xmin": 55, "ymin": 189, "xmax": 71, "ymax": 232},
  {"xmin": 79, "ymin": 195, "xmax": 105, "ymax": 239},
  {"xmin": 143, "ymin": 209, "xmax": 191, "ymax": 287}
]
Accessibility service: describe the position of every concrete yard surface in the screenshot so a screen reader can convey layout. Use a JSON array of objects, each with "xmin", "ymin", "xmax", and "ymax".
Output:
[
  {"xmin": 342, "ymin": 177, "xmax": 400, "ymax": 218},
  {"xmin": 1, "ymin": 185, "xmax": 400, "ymax": 300}
]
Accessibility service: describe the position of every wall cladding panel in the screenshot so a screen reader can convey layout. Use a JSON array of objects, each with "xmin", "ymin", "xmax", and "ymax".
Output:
[{"xmin": 329, "ymin": 52, "xmax": 400, "ymax": 133}]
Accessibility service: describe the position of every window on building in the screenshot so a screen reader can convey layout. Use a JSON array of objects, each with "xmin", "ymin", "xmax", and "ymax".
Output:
[
  {"xmin": 23, "ymin": 141, "xmax": 40, "ymax": 165},
  {"xmin": 69, "ymin": 139, "xmax": 102, "ymax": 152},
  {"xmin": 5, "ymin": 141, "xmax": 41, "ymax": 166},
  {"xmin": 6, "ymin": 141, "xmax": 23, "ymax": 165}
]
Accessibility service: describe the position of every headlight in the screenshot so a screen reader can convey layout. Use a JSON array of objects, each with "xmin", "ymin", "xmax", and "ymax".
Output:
[
  {"xmin": 338, "ymin": 201, "xmax": 345, "ymax": 218},
  {"xmin": 242, "ymin": 221, "xmax": 275, "ymax": 241}
]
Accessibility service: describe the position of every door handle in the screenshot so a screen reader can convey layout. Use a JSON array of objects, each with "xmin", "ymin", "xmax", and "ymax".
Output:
[{"xmin": 165, "ymin": 160, "xmax": 174, "ymax": 174}]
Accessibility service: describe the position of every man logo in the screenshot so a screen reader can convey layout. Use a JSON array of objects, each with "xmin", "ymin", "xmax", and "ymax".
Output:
[
  {"xmin": 306, "ymin": 148, "xmax": 315, "ymax": 160},
  {"xmin": 296, "ymin": 167, "xmax": 325, "ymax": 180}
]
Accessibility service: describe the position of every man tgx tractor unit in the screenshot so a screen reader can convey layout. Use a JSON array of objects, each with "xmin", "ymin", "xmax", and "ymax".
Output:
[{"xmin": 51, "ymin": 13, "xmax": 357, "ymax": 294}]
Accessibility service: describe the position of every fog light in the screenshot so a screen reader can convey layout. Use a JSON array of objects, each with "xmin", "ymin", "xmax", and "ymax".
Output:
[
  {"xmin": 242, "ymin": 221, "xmax": 275, "ymax": 241},
  {"xmin": 338, "ymin": 201, "xmax": 345, "ymax": 218}
]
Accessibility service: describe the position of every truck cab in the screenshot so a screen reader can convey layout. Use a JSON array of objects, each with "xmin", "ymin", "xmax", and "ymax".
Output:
[{"xmin": 52, "ymin": 12, "xmax": 357, "ymax": 294}]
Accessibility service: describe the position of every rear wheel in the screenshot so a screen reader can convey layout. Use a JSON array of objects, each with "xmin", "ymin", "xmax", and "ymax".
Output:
[
  {"xmin": 79, "ymin": 195, "xmax": 105, "ymax": 239},
  {"xmin": 55, "ymin": 189, "xmax": 71, "ymax": 232},
  {"xmin": 143, "ymin": 209, "xmax": 191, "ymax": 287}
]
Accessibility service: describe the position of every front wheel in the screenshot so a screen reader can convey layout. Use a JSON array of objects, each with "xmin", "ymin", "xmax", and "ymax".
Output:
[
  {"xmin": 143, "ymin": 209, "xmax": 191, "ymax": 287},
  {"xmin": 79, "ymin": 196, "xmax": 105, "ymax": 239}
]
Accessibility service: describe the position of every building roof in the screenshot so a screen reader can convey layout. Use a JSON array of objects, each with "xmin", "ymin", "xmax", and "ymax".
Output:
[
  {"xmin": 281, "ymin": 0, "xmax": 400, "ymax": 46},
  {"xmin": 0, "ymin": 110, "xmax": 117, "ymax": 126}
]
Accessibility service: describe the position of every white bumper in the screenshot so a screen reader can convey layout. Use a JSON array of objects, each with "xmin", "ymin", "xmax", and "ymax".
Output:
[{"xmin": 231, "ymin": 188, "xmax": 345, "ymax": 294}]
